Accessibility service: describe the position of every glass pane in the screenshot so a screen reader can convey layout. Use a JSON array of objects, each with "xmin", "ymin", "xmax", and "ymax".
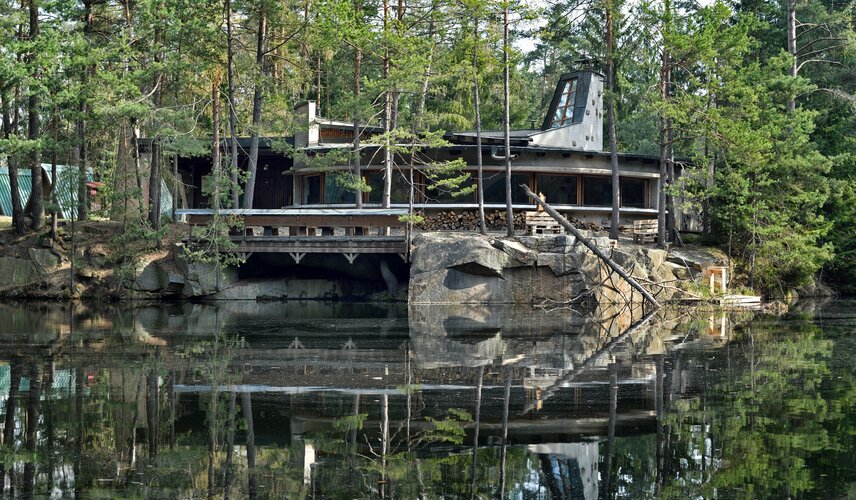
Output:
[
  {"xmin": 583, "ymin": 176, "xmax": 612, "ymax": 206},
  {"xmin": 483, "ymin": 173, "xmax": 530, "ymax": 204},
  {"xmin": 303, "ymin": 175, "xmax": 322, "ymax": 204},
  {"xmin": 620, "ymin": 178, "xmax": 647, "ymax": 208},
  {"xmin": 563, "ymin": 105, "xmax": 574, "ymax": 120},
  {"xmin": 558, "ymin": 93, "xmax": 567, "ymax": 108},
  {"xmin": 537, "ymin": 174, "xmax": 578, "ymax": 205},
  {"xmin": 427, "ymin": 172, "xmax": 474, "ymax": 203},
  {"xmin": 324, "ymin": 174, "xmax": 355, "ymax": 204},
  {"xmin": 366, "ymin": 171, "xmax": 411, "ymax": 204}
]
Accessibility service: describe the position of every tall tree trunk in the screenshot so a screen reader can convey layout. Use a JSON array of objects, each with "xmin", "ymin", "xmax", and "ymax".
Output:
[
  {"xmin": 148, "ymin": 14, "xmax": 164, "ymax": 230},
  {"xmin": 213, "ymin": 74, "xmax": 222, "ymax": 211},
  {"xmin": 473, "ymin": 17, "xmax": 486, "ymax": 234},
  {"xmin": 226, "ymin": 0, "xmax": 240, "ymax": 208},
  {"xmin": 352, "ymin": 3, "xmax": 363, "ymax": 209},
  {"xmin": 787, "ymin": 0, "xmax": 797, "ymax": 112},
  {"xmin": 51, "ymin": 139, "xmax": 58, "ymax": 237},
  {"xmin": 22, "ymin": 366, "xmax": 41, "ymax": 499},
  {"xmin": 382, "ymin": 0, "xmax": 392, "ymax": 208},
  {"xmin": 242, "ymin": 392, "xmax": 257, "ymax": 499},
  {"xmin": 390, "ymin": 0, "xmax": 403, "ymax": 129},
  {"xmin": 223, "ymin": 391, "xmax": 237, "ymax": 499},
  {"xmin": 149, "ymin": 140, "xmax": 162, "ymax": 229},
  {"xmin": 1, "ymin": 86, "xmax": 25, "ymax": 234},
  {"xmin": 75, "ymin": 0, "xmax": 94, "ymax": 223},
  {"xmin": 469, "ymin": 366, "xmax": 484, "ymax": 498},
  {"xmin": 243, "ymin": 11, "xmax": 266, "ymax": 209},
  {"xmin": 657, "ymin": 1, "xmax": 670, "ymax": 248},
  {"xmin": 27, "ymin": 0, "xmax": 43, "ymax": 230},
  {"xmin": 502, "ymin": 2, "xmax": 513, "ymax": 237},
  {"xmin": 606, "ymin": 0, "xmax": 620, "ymax": 240},
  {"xmin": 657, "ymin": 67, "xmax": 669, "ymax": 248}
]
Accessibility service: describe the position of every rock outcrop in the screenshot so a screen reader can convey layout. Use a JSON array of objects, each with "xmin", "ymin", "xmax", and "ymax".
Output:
[{"xmin": 409, "ymin": 232, "xmax": 679, "ymax": 305}]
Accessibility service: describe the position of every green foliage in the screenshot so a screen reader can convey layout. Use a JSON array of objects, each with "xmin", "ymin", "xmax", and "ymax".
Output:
[
  {"xmin": 332, "ymin": 413, "xmax": 368, "ymax": 432},
  {"xmin": 419, "ymin": 408, "xmax": 473, "ymax": 446}
]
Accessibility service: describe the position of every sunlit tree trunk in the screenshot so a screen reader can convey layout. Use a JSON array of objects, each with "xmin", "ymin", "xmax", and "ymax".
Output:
[
  {"xmin": 1, "ymin": 86, "xmax": 25, "ymax": 234},
  {"xmin": 382, "ymin": 0, "xmax": 392, "ymax": 209},
  {"xmin": 606, "ymin": 0, "xmax": 621, "ymax": 240},
  {"xmin": 473, "ymin": 17, "xmax": 486, "ymax": 234},
  {"xmin": 243, "ymin": 11, "xmax": 266, "ymax": 209},
  {"xmin": 27, "ymin": 0, "xmax": 43, "ymax": 230},
  {"xmin": 502, "ymin": 2, "xmax": 513, "ymax": 237},
  {"xmin": 226, "ymin": 0, "xmax": 240, "ymax": 208}
]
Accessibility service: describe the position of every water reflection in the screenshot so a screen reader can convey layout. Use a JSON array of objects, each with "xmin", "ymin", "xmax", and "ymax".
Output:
[{"xmin": 0, "ymin": 300, "xmax": 854, "ymax": 498}]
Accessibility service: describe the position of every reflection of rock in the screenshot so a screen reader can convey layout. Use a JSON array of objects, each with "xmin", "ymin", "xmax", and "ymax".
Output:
[
  {"xmin": 409, "ymin": 232, "xmax": 678, "ymax": 305},
  {"xmin": 528, "ymin": 443, "xmax": 600, "ymax": 500},
  {"xmin": 210, "ymin": 278, "xmax": 384, "ymax": 300}
]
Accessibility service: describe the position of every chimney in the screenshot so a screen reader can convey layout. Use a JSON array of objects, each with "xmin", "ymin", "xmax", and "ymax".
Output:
[
  {"xmin": 294, "ymin": 100, "xmax": 319, "ymax": 148},
  {"xmin": 529, "ymin": 71, "xmax": 604, "ymax": 151}
]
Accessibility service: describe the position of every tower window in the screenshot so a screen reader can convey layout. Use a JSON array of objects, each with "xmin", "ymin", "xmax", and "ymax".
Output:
[{"xmin": 550, "ymin": 79, "xmax": 578, "ymax": 128}]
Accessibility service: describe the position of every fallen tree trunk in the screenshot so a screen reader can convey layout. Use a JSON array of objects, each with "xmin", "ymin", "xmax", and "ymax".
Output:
[{"xmin": 521, "ymin": 184, "xmax": 661, "ymax": 309}]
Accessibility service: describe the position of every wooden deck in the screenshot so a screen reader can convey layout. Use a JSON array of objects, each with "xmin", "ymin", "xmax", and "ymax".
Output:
[{"xmin": 177, "ymin": 208, "xmax": 409, "ymax": 260}]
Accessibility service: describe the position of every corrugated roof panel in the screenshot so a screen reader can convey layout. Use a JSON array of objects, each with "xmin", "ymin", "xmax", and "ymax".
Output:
[{"xmin": 1, "ymin": 165, "xmax": 172, "ymax": 219}]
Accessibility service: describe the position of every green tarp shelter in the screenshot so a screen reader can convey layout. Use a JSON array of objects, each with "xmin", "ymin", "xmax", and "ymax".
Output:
[{"xmin": 0, "ymin": 165, "xmax": 173, "ymax": 219}]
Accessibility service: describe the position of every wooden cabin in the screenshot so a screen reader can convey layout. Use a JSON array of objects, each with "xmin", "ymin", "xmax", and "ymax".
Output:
[{"xmin": 173, "ymin": 70, "xmax": 699, "ymax": 232}]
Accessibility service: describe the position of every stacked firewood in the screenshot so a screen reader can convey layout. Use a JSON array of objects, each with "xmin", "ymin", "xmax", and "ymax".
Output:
[
  {"xmin": 567, "ymin": 218, "xmax": 603, "ymax": 232},
  {"xmin": 415, "ymin": 209, "xmax": 605, "ymax": 232}
]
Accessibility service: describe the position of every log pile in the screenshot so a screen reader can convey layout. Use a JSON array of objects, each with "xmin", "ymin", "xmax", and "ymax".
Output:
[
  {"xmin": 416, "ymin": 210, "xmax": 524, "ymax": 230},
  {"xmin": 415, "ymin": 210, "xmax": 603, "ymax": 232}
]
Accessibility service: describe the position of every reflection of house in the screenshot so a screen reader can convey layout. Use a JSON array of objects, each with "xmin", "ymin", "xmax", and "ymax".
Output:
[{"xmin": 174, "ymin": 70, "xmax": 696, "ymax": 229}]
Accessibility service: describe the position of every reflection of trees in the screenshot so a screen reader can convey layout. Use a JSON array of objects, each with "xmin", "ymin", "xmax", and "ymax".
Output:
[{"xmin": 655, "ymin": 318, "xmax": 850, "ymax": 499}]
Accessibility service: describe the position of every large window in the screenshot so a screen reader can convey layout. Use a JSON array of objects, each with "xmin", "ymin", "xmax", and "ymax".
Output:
[
  {"xmin": 620, "ymin": 178, "xmax": 646, "ymax": 208},
  {"xmin": 582, "ymin": 176, "xmax": 648, "ymax": 208},
  {"xmin": 483, "ymin": 173, "xmax": 531, "ymax": 204},
  {"xmin": 582, "ymin": 176, "xmax": 611, "ymax": 206},
  {"xmin": 366, "ymin": 171, "xmax": 411, "ymax": 204},
  {"xmin": 303, "ymin": 175, "xmax": 321, "ymax": 204},
  {"xmin": 550, "ymin": 79, "xmax": 577, "ymax": 128},
  {"xmin": 426, "ymin": 172, "xmax": 474, "ymax": 204},
  {"xmin": 324, "ymin": 174, "xmax": 355, "ymax": 204},
  {"xmin": 537, "ymin": 174, "xmax": 578, "ymax": 205}
]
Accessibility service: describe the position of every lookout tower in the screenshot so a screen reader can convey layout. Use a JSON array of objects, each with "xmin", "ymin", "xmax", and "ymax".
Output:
[{"xmin": 528, "ymin": 71, "xmax": 604, "ymax": 151}]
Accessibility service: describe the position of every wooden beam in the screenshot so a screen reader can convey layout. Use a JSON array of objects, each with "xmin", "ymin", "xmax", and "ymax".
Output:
[{"xmin": 521, "ymin": 184, "xmax": 661, "ymax": 309}]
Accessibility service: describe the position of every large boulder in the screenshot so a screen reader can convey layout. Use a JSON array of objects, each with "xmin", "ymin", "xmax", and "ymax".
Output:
[
  {"xmin": 411, "ymin": 232, "xmax": 511, "ymax": 277},
  {"xmin": 176, "ymin": 257, "xmax": 238, "ymax": 298},
  {"xmin": 666, "ymin": 248, "xmax": 726, "ymax": 271},
  {"xmin": 409, "ymin": 232, "xmax": 676, "ymax": 305},
  {"xmin": 27, "ymin": 248, "xmax": 60, "ymax": 273},
  {"xmin": 132, "ymin": 256, "xmax": 162, "ymax": 292},
  {"xmin": 0, "ymin": 256, "xmax": 41, "ymax": 288}
]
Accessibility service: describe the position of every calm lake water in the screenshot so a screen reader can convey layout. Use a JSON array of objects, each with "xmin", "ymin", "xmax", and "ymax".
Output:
[{"xmin": 0, "ymin": 299, "xmax": 855, "ymax": 499}]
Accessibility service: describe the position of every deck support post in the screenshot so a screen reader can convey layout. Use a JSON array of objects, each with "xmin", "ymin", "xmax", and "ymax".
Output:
[
  {"xmin": 344, "ymin": 253, "xmax": 359, "ymax": 264},
  {"xmin": 289, "ymin": 252, "xmax": 306, "ymax": 264}
]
